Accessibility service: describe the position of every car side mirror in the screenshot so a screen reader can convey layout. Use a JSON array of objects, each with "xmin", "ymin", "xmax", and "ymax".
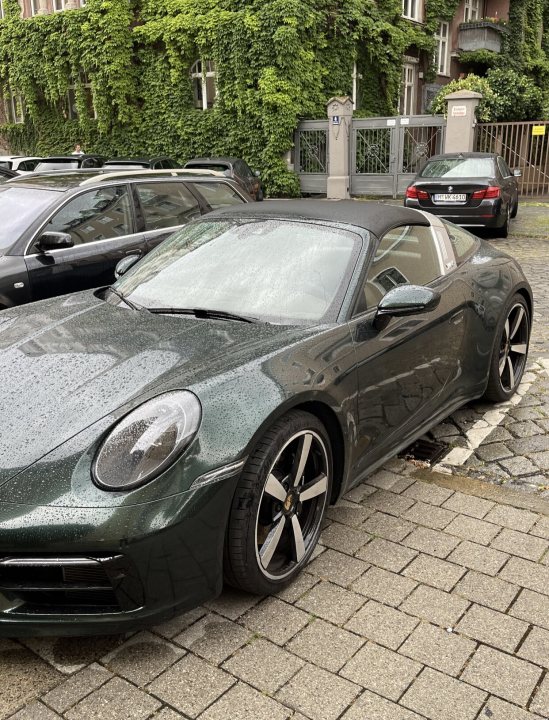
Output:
[
  {"xmin": 254, "ymin": 170, "xmax": 261, "ymax": 177},
  {"xmin": 115, "ymin": 254, "xmax": 140, "ymax": 279},
  {"xmin": 37, "ymin": 231, "xmax": 74, "ymax": 252},
  {"xmin": 374, "ymin": 284, "xmax": 441, "ymax": 331},
  {"xmin": 513, "ymin": 168, "xmax": 522, "ymax": 177}
]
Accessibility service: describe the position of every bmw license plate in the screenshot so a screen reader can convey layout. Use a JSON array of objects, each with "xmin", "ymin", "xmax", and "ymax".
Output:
[{"xmin": 433, "ymin": 193, "xmax": 467, "ymax": 203}]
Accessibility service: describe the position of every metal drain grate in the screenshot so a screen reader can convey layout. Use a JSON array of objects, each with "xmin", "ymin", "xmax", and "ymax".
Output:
[{"xmin": 399, "ymin": 436, "xmax": 449, "ymax": 465}]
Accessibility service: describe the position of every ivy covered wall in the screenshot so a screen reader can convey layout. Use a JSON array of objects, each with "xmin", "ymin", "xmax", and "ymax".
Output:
[{"xmin": 0, "ymin": 0, "xmax": 547, "ymax": 194}]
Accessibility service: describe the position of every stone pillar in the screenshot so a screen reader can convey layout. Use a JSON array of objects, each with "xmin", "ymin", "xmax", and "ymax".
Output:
[
  {"xmin": 443, "ymin": 90, "xmax": 482, "ymax": 153},
  {"xmin": 326, "ymin": 96, "xmax": 353, "ymax": 200}
]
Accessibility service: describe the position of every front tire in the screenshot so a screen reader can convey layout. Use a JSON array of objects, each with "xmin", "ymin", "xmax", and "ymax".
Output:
[
  {"xmin": 225, "ymin": 410, "xmax": 332, "ymax": 594},
  {"xmin": 483, "ymin": 293, "xmax": 530, "ymax": 402}
]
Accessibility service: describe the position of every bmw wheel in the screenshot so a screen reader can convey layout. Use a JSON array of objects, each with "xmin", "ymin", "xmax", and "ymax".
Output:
[
  {"xmin": 484, "ymin": 294, "xmax": 530, "ymax": 402},
  {"xmin": 225, "ymin": 410, "xmax": 332, "ymax": 594},
  {"xmin": 499, "ymin": 205, "xmax": 510, "ymax": 238}
]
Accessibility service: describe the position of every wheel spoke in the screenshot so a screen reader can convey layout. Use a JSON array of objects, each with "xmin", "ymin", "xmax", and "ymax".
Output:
[
  {"xmin": 259, "ymin": 516, "xmax": 286, "ymax": 569},
  {"xmin": 265, "ymin": 473, "xmax": 287, "ymax": 502},
  {"xmin": 291, "ymin": 433, "xmax": 312, "ymax": 487},
  {"xmin": 510, "ymin": 343, "xmax": 527, "ymax": 355},
  {"xmin": 503, "ymin": 318, "xmax": 510, "ymax": 343},
  {"xmin": 299, "ymin": 473, "xmax": 328, "ymax": 502},
  {"xmin": 499, "ymin": 352, "xmax": 507, "ymax": 375},
  {"xmin": 291, "ymin": 515, "xmax": 305, "ymax": 562},
  {"xmin": 510, "ymin": 307, "xmax": 525, "ymax": 339},
  {"xmin": 506, "ymin": 355, "xmax": 515, "ymax": 388}
]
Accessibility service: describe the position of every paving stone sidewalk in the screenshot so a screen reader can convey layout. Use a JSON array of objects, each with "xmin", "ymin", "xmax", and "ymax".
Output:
[{"xmin": 3, "ymin": 465, "xmax": 549, "ymax": 720}]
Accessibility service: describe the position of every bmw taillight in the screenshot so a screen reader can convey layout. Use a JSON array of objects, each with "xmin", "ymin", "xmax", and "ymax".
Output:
[
  {"xmin": 472, "ymin": 186, "xmax": 501, "ymax": 199},
  {"xmin": 406, "ymin": 186, "xmax": 429, "ymax": 200}
]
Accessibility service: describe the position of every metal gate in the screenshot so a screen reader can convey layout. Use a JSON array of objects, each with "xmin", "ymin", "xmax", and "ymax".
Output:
[
  {"xmin": 294, "ymin": 120, "xmax": 329, "ymax": 194},
  {"xmin": 476, "ymin": 121, "xmax": 549, "ymax": 197},
  {"xmin": 351, "ymin": 115, "xmax": 445, "ymax": 197}
]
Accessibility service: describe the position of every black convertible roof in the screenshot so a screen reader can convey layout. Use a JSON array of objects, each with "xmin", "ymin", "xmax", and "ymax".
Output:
[{"xmin": 210, "ymin": 199, "xmax": 430, "ymax": 237}]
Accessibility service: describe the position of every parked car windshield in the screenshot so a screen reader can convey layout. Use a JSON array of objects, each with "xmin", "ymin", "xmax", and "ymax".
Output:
[
  {"xmin": 0, "ymin": 186, "xmax": 59, "ymax": 251},
  {"xmin": 104, "ymin": 163, "xmax": 147, "ymax": 169},
  {"xmin": 419, "ymin": 158, "xmax": 494, "ymax": 178},
  {"xmin": 115, "ymin": 219, "xmax": 361, "ymax": 324},
  {"xmin": 35, "ymin": 160, "xmax": 80, "ymax": 171}
]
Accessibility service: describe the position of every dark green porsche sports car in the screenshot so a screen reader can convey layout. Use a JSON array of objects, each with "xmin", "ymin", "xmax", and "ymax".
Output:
[{"xmin": 0, "ymin": 200, "xmax": 531, "ymax": 635}]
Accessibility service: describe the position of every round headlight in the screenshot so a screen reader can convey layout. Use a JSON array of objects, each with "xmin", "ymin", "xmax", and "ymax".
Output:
[{"xmin": 93, "ymin": 391, "xmax": 202, "ymax": 490}]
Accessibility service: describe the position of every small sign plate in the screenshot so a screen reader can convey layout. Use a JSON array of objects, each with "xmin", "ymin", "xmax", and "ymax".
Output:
[
  {"xmin": 386, "ymin": 118, "xmax": 396, "ymax": 127},
  {"xmin": 400, "ymin": 118, "xmax": 410, "ymax": 125},
  {"xmin": 451, "ymin": 105, "xmax": 467, "ymax": 117},
  {"xmin": 532, "ymin": 125, "xmax": 546, "ymax": 136},
  {"xmin": 332, "ymin": 115, "xmax": 340, "ymax": 125}
]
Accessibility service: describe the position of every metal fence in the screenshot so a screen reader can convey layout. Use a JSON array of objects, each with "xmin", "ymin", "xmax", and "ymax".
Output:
[
  {"xmin": 476, "ymin": 121, "xmax": 549, "ymax": 197},
  {"xmin": 294, "ymin": 120, "xmax": 328, "ymax": 194}
]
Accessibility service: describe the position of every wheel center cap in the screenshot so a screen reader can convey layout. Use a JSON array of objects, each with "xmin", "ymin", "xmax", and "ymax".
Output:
[{"xmin": 283, "ymin": 490, "xmax": 299, "ymax": 515}]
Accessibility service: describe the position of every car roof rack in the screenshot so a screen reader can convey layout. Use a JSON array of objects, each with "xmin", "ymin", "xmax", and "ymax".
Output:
[{"xmin": 79, "ymin": 168, "xmax": 225, "ymax": 186}]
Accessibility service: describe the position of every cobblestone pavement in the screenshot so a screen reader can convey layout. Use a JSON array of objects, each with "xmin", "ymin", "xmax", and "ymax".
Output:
[
  {"xmin": 3, "ymin": 203, "xmax": 549, "ymax": 719},
  {"xmin": 3, "ymin": 467, "xmax": 549, "ymax": 720}
]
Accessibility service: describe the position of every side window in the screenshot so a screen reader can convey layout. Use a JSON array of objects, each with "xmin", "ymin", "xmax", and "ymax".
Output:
[
  {"xmin": 497, "ymin": 157, "xmax": 510, "ymax": 178},
  {"xmin": 136, "ymin": 182, "xmax": 201, "ymax": 231},
  {"xmin": 355, "ymin": 224, "xmax": 442, "ymax": 313},
  {"xmin": 189, "ymin": 181, "xmax": 245, "ymax": 209},
  {"xmin": 442, "ymin": 220, "xmax": 478, "ymax": 264},
  {"xmin": 238, "ymin": 161, "xmax": 254, "ymax": 179},
  {"xmin": 38, "ymin": 186, "xmax": 133, "ymax": 248}
]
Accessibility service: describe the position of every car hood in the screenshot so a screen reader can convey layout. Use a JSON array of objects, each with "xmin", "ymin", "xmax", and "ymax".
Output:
[{"xmin": 0, "ymin": 292, "xmax": 317, "ymax": 485}]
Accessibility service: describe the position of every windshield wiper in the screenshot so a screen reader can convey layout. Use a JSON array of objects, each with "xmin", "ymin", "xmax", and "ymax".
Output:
[
  {"xmin": 147, "ymin": 307, "xmax": 261, "ymax": 323},
  {"xmin": 108, "ymin": 287, "xmax": 148, "ymax": 312}
]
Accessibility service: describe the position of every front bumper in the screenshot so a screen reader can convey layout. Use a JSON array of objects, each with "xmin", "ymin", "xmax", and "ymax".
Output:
[
  {"xmin": 405, "ymin": 198, "xmax": 503, "ymax": 228},
  {"xmin": 0, "ymin": 471, "xmax": 239, "ymax": 636}
]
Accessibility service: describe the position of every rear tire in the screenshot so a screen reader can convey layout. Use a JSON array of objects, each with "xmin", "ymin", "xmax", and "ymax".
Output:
[
  {"xmin": 225, "ymin": 410, "xmax": 332, "ymax": 595},
  {"xmin": 483, "ymin": 293, "xmax": 530, "ymax": 402},
  {"xmin": 510, "ymin": 198, "xmax": 518, "ymax": 219},
  {"xmin": 499, "ymin": 205, "xmax": 510, "ymax": 238}
]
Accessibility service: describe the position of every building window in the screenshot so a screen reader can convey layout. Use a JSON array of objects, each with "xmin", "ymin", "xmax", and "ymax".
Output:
[
  {"xmin": 190, "ymin": 59, "xmax": 216, "ymax": 110},
  {"xmin": 434, "ymin": 21, "xmax": 450, "ymax": 75},
  {"xmin": 53, "ymin": 0, "xmax": 66, "ymax": 11},
  {"xmin": 400, "ymin": 63, "xmax": 416, "ymax": 115},
  {"xmin": 4, "ymin": 92, "xmax": 25, "ymax": 124},
  {"xmin": 464, "ymin": 0, "xmax": 482, "ymax": 21},
  {"xmin": 402, "ymin": 0, "xmax": 421, "ymax": 21},
  {"xmin": 66, "ymin": 75, "xmax": 96, "ymax": 120},
  {"xmin": 30, "ymin": 0, "xmax": 39, "ymax": 15},
  {"xmin": 0, "ymin": 1, "xmax": 4, "ymax": 20}
]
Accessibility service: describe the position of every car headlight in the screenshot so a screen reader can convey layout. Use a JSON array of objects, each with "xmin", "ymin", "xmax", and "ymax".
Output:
[{"xmin": 93, "ymin": 391, "xmax": 202, "ymax": 491}]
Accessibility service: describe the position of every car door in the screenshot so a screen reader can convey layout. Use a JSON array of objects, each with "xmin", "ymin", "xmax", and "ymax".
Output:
[
  {"xmin": 348, "ymin": 221, "xmax": 470, "ymax": 476},
  {"xmin": 24, "ymin": 184, "xmax": 145, "ymax": 301},
  {"xmin": 134, "ymin": 181, "xmax": 203, "ymax": 250}
]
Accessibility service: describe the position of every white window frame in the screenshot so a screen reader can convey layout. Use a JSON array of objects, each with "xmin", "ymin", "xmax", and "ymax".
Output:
[
  {"xmin": 0, "ymin": 1, "xmax": 4, "ymax": 20},
  {"xmin": 30, "ymin": 0, "xmax": 39, "ymax": 16},
  {"xmin": 434, "ymin": 21, "xmax": 450, "ymax": 75},
  {"xmin": 400, "ymin": 62, "xmax": 416, "ymax": 116},
  {"xmin": 464, "ymin": 0, "xmax": 483, "ymax": 22},
  {"xmin": 4, "ymin": 92, "xmax": 25, "ymax": 124},
  {"xmin": 190, "ymin": 60, "xmax": 217, "ymax": 111},
  {"xmin": 66, "ymin": 75, "xmax": 96, "ymax": 120},
  {"xmin": 402, "ymin": 0, "xmax": 421, "ymax": 21},
  {"xmin": 53, "ymin": 0, "xmax": 66, "ymax": 11}
]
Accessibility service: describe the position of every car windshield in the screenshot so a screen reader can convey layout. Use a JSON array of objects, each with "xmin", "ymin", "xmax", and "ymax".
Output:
[
  {"xmin": 104, "ymin": 163, "xmax": 147, "ymax": 169},
  {"xmin": 419, "ymin": 158, "xmax": 494, "ymax": 178},
  {"xmin": 187, "ymin": 163, "xmax": 230, "ymax": 173},
  {"xmin": 36, "ymin": 160, "xmax": 80, "ymax": 171},
  {"xmin": 0, "ymin": 186, "xmax": 59, "ymax": 250},
  {"xmin": 115, "ymin": 219, "xmax": 361, "ymax": 324}
]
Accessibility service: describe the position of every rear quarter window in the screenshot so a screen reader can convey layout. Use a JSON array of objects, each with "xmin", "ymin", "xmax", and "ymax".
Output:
[{"xmin": 442, "ymin": 221, "xmax": 478, "ymax": 264}]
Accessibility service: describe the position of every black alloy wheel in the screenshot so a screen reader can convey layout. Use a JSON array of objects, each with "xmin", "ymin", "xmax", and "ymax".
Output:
[
  {"xmin": 225, "ymin": 410, "xmax": 332, "ymax": 594},
  {"xmin": 484, "ymin": 294, "xmax": 530, "ymax": 402}
]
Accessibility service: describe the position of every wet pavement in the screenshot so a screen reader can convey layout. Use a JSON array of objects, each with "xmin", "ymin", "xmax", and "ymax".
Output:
[{"xmin": 2, "ymin": 202, "xmax": 549, "ymax": 720}]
